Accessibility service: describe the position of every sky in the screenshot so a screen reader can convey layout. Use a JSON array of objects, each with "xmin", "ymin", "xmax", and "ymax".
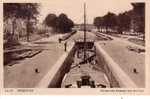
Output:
[{"xmin": 38, "ymin": 0, "xmax": 133, "ymax": 24}]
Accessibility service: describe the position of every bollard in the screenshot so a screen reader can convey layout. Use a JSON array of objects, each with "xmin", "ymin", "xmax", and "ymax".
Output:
[
  {"xmin": 64, "ymin": 42, "xmax": 67, "ymax": 52},
  {"xmin": 58, "ymin": 38, "xmax": 61, "ymax": 43},
  {"xmin": 35, "ymin": 68, "xmax": 40, "ymax": 73}
]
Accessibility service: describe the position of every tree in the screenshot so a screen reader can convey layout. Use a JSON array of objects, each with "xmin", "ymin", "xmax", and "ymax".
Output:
[
  {"xmin": 44, "ymin": 13, "xmax": 74, "ymax": 33},
  {"xmin": 131, "ymin": 3, "xmax": 145, "ymax": 40},
  {"xmin": 117, "ymin": 13, "xmax": 131, "ymax": 34},
  {"xmin": 57, "ymin": 13, "xmax": 74, "ymax": 33},
  {"xmin": 4, "ymin": 3, "xmax": 39, "ymax": 42},
  {"xmin": 57, "ymin": 13, "xmax": 68, "ymax": 33},
  {"xmin": 67, "ymin": 18, "xmax": 74, "ymax": 31},
  {"xmin": 103, "ymin": 12, "xmax": 117, "ymax": 33},
  {"xmin": 93, "ymin": 17, "xmax": 103, "ymax": 32},
  {"xmin": 4, "ymin": 3, "xmax": 20, "ymax": 39},
  {"xmin": 19, "ymin": 3, "xmax": 39, "ymax": 42},
  {"xmin": 44, "ymin": 13, "xmax": 57, "ymax": 32}
]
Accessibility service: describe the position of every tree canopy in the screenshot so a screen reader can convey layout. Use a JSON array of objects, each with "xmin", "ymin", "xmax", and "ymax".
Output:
[
  {"xmin": 103, "ymin": 12, "xmax": 117, "ymax": 28},
  {"xmin": 4, "ymin": 3, "xmax": 40, "ymax": 42},
  {"xmin": 117, "ymin": 13, "xmax": 131, "ymax": 33},
  {"xmin": 4, "ymin": 3, "xmax": 39, "ymax": 20},
  {"xmin": 44, "ymin": 13, "xmax": 57, "ymax": 28},
  {"xmin": 94, "ymin": 12, "xmax": 117, "ymax": 33},
  {"xmin": 93, "ymin": 17, "xmax": 103, "ymax": 31},
  {"xmin": 93, "ymin": 3, "xmax": 145, "ymax": 36},
  {"xmin": 44, "ymin": 13, "xmax": 74, "ymax": 33}
]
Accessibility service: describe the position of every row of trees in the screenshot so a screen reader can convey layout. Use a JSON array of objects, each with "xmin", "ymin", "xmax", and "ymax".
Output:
[
  {"xmin": 44, "ymin": 13, "xmax": 74, "ymax": 33},
  {"xmin": 93, "ymin": 3, "xmax": 145, "ymax": 35},
  {"xmin": 4, "ymin": 3, "xmax": 74, "ymax": 47},
  {"xmin": 4, "ymin": 3, "xmax": 39, "ymax": 43},
  {"xmin": 93, "ymin": 12, "xmax": 132, "ymax": 34}
]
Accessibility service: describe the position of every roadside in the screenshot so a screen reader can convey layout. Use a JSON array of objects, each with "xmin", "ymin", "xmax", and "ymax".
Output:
[
  {"xmin": 4, "ymin": 33, "xmax": 68, "ymax": 66},
  {"xmin": 96, "ymin": 32, "xmax": 145, "ymax": 87},
  {"xmin": 4, "ymin": 31, "xmax": 76, "ymax": 88}
]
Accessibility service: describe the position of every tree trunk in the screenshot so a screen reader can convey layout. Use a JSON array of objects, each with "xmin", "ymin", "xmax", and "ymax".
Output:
[
  {"xmin": 118, "ymin": 27, "xmax": 123, "ymax": 34},
  {"xmin": 106, "ymin": 26, "xmax": 108, "ymax": 33},
  {"xmin": 97, "ymin": 27, "xmax": 100, "ymax": 32},
  {"xmin": 7, "ymin": 18, "xmax": 20, "ymax": 46},
  {"xmin": 26, "ymin": 17, "xmax": 30, "ymax": 42},
  {"xmin": 143, "ymin": 34, "xmax": 145, "ymax": 41},
  {"xmin": 12, "ymin": 18, "xmax": 16, "ymax": 36}
]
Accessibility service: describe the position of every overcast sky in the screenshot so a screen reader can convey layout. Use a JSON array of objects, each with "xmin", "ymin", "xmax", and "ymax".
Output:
[{"xmin": 38, "ymin": 0, "xmax": 133, "ymax": 24}]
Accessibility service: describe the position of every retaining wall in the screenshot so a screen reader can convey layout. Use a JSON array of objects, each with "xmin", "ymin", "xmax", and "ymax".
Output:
[
  {"xmin": 95, "ymin": 42, "xmax": 137, "ymax": 88},
  {"xmin": 36, "ymin": 42, "xmax": 75, "ymax": 88}
]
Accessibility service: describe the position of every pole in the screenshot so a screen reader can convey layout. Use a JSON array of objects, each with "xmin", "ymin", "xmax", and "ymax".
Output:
[{"xmin": 83, "ymin": 2, "xmax": 86, "ymax": 61}]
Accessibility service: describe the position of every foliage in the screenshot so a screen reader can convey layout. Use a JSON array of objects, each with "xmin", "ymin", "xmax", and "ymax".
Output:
[
  {"xmin": 93, "ymin": 17, "xmax": 103, "ymax": 31},
  {"xmin": 103, "ymin": 12, "xmax": 117, "ymax": 28},
  {"xmin": 57, "ymin": 13, "xmax": 74, "ymax": 33},
  {"xmin": 93, "ymin": 3, "xmax": 145, "ymax": 38},
  {"xmin": 117, "ymin": 13, "xmax": 131, "ymax": 33},
  {"xmin": 44, "ymin": 13, "xmax": 74, "ymax": 33},
  {"xmin": 4, "ymin": 3, "xmax": 39, "ymax": 42},
  {"xmin": 4, "ymin": 3, "xmax": 39, "ymax": 20},
  {"xmin": 131, "ymin": 3, "xmax": 145, "ymax": 33},
  {"xmin": 44, "ymin": 14, "xmax": 57, "ymax": 28}
]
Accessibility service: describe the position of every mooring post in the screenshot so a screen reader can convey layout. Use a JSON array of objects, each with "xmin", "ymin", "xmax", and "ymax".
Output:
[
  {"xmin": 58, "ymin": 38, "xmax": 61, "ymax": 43},
  {"xmin": 64, "ymin": 42, "xmax": 67, "ymax": 52}
]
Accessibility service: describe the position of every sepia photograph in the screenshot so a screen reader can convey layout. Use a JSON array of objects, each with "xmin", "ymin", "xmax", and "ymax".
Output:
[{"xmin": 3, "ymin": 0, "xmax": 146, "ymax": 90}]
